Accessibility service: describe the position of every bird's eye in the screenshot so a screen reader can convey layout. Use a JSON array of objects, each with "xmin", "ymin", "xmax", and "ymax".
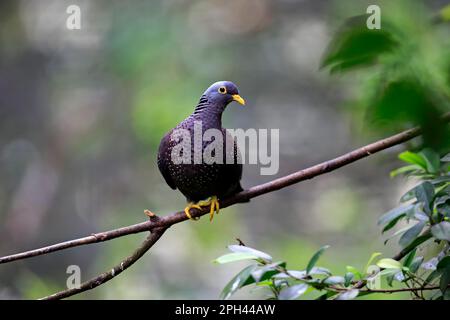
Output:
[{"xmin": 218, "ymin": 86, "xmax": 227, "ymax": 94}]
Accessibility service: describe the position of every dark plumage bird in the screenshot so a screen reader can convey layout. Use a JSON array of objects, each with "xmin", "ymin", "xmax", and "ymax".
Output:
[{"xmin": 157, "ymin": 81, "xmax": 246, "ymax": 221}]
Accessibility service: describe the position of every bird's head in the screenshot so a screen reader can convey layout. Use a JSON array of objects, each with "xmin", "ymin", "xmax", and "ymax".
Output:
[{"xmin": 202, "ymin": 81, "xmax": 246, "ymax": 109}]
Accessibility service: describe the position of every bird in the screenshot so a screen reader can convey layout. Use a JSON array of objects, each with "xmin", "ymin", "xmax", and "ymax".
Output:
[{"xmin": 156, "ymin": 81, "xmax": 246, "ymax": 222}]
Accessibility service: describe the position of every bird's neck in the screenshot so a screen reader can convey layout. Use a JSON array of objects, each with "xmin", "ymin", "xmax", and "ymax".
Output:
[{"xmin": 193, "ymin": 95, "xmax": 224, "ymax": 129}]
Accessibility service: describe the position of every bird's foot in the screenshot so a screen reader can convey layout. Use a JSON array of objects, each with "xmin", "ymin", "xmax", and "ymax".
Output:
[
  {"xmin": 196, "ymin": 195, "xmax": 220, "ymax": 222},
  {"xmin": 184, "ymin": 203, "xmax": 202, "ymax": 221},
  {"xmin": 184, "ymin": 196, "xmax": 220, "ymax": 222}
]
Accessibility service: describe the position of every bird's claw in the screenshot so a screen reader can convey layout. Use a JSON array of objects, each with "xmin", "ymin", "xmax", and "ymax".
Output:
[
  {"xmin": 184, "ymin": 196, "xmax": 220, "ymax": 222},
  {"xmin": 184, "ymin": 203, "xmax": 202, "ymax": 221},
  {"xmin": 208, "ymin": 196, "xmax": 220, "ymax": 222},
  {"xmin": 196, "ymin": 196, "xmax": 220, "ymax": 222}
]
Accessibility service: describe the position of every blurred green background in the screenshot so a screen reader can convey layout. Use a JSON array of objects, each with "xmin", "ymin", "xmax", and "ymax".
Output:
[{"xmin": 0, "ymin": 0, "xmax": 449, "ymax": 299}]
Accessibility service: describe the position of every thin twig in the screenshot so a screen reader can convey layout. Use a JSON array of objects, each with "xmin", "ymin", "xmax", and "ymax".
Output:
[
  {"xmin": 0, "ymin": 222, "xmax": 157, "ymax": 264},
  {"xmin": 40, "ymin": 225, "xmax": 167, "ymax": 300},
  {"xmin": 359, "ymin": 285, "xmax": 447, "ymax": 294}
]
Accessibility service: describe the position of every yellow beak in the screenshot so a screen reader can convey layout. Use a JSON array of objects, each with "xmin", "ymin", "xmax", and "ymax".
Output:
[{"xmin": 232, "ymin": 94, "xmax": 246, "ymax": 106}]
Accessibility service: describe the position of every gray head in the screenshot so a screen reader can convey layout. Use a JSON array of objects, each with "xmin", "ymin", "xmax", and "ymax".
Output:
[{"xmin": 201, "ymin": 81, "xmax": 246, "ymax": 110}]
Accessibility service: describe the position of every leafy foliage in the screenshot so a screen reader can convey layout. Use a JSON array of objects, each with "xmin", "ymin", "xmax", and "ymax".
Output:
[
  {"xmin": 322, "ymin": 1, "xmax": 450, "ymax": 150},
  {"xmin": 216, "ymin": 149, "xmax": 450, "ymax": 300},
  {"xmin": 321, "ymin": 15, "xmax": 398, "ymax": 73},
  {"xmin": 378, "ymin": 149, "xmax": 449, "ymax": 299}
]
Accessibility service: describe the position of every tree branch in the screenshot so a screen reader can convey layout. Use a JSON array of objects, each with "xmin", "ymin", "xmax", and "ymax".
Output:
[
  {"xmin": 40, "ymin": 224, "xmax": 167, "ymax": 300},
  {"xmin": 0, "ymin": 221, "xmax": 158, "ymax": 264},
  {"xmin": 359, "ymin": 285, "xmax": 448, "ymax": 294},
  {"xmin": 0, "ymin": 113, "xmax": 448, "ymax": 299},
  {"xmin": 0, "ymin": 120, "xmax": 436, "ymax": 265}
]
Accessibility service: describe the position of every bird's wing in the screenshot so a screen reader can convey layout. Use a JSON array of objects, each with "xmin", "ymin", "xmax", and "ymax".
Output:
[{"xmin": 157, "ymin": 132, "xmax": 177, "ymax": 190}]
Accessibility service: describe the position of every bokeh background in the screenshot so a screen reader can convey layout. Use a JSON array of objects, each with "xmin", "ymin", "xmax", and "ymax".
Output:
[{"xmin": 0, "ymin": 0, "xmax": 449, "ymax": 299}]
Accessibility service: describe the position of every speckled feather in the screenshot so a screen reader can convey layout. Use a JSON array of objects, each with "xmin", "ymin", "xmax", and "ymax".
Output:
[{"xmin": 157, "ymin": 81, "xmax": 244, "ymax": 202}]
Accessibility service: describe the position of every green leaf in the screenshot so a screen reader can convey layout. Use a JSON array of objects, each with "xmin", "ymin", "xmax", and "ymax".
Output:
[
  {"xmin": 432, "ymin": 176, "xmax": 450, "ymax": 185},
  {"xmin": 409, "ymin": 256, "xmax": 424, "ymax": 273},
  {"xmin": 371, "ymin": 78, "xmax": 447, "ymax": 150},
  {"xmin": 308, "ymin": 267, "xmax": 332, "ymax": 276},
  {"xmin": 437, "ymin": 257, "xmax": 450, "ymax": 270},
  {"xmin": 378, "ymin": 204, "xmax": 414, "ymax": 226},
  {"xmin": 383, "ymin": 225, "xmax": 414, "ymax": 245},
  {"xmin": 214, "ymin": 252, "xmax": 259, "ymax": 264},
  {"xmin": 390, "ymin": 165, "xmax": 422, "ymax": 178},
  {"xmin": 273, "ymin": 271, "xmax": 305, "ymax": 279},
  {"xmin": 306, "ymin": 245, "xmax": 329, "ymax": 275},
  {"xmin": 435, "ymin": 195, "xmax": 450, "ymax": 207},
  {"xmin": 420, "ymin": 149, "xmax": 441, "ymax": 174},
  {"xmin": 431, "ymin": 221, "xmax": 450, "ymax": 241},
  {"xmin": 335, "ymin": 289, "xmax": 359, "ymax": 300},
  {"xmin": 444, "ymin": 289, "xmax": 450, "ymax": 300},
  {"xmin": 219, "ymin": 265, "xmax": 257, "ymax": 300},
  {"xmin": 228, "ymin": 245, "xmax": 272, "ymax": 262},
  {"xmin": 413, "ymin": 206, "xmax": 429, "ymax": 221},
  {"xmin": 346, "ymin": 266, "xmax": 362, "ymax": 280},
  {"xmin": 377, "ymin": 258, "xmax": 402, "ymax": 270},
  {"xmin": 278, "ymin": 284, "xmax": 308, "ymax": 300},
  {"xmin": 321, "ymin": 16, "xmax": 398, "ymax": 73},
  {"xmin": 382, "ymin": 214, "xmax": 405, "ymax": 233},
  {"xmin": 424, "ymin": 269, "xmax": 442, "ymax": 286},
  {"xmin": 398, "ymin": 221, "xmax": 426, "ymax": 248},
  {"xmin": 365, "ymin": 252, "xmax": 382, "ymax": 273},
  {"xmin": 437, "ymin": 259, "xmax": 450, "ymax": 293},
  {"xmin": 438, "ymin": 203, "xmax": 450, "ymax": 217},
  {"xmin": 251, "ymin": 262, "xmax": 285, "ymax": 282},
  {"xmin": 378, "ymin": 268, "xmax": 398, "ymax": 276},
  {"xmin": 323, "ymin": 276, "xmax": 345, "ymax": 285},
  {"xmin": 403, "ymin": 248, "xmax": 417, "ymax": 269},
  {"xmin": 274, "ymin": 267, "xmax": 331, "ymax": 280},
  {"xmin": 400, "ymin": 186, "xmax": 418, "ymax": 202},
  {"xmin": 435, "ymin": 188, "xmax": 450, "ymax": 208},
  {"xmin": 415, "ymin": 181, "xmax": 435, "ymax": 215},
  {"xmin": 398, "ymin": 151, "xmax": 428, "ymax": 169},
  {"xmin": 397, "ymin": 234, "xmax": 433, "ymax": 261},
  {"xmin": 344, "ymin": 272, "xmax": 354, "ymax": 287},
  {"xmin": 440, "ymin": 269, "xmax": 450, "ymax": 294}
]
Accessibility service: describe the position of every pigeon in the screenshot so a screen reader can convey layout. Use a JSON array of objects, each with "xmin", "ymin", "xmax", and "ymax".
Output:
[{"xmin": 157, "ymin": 81, "xmax": 246, "ymax": 221}]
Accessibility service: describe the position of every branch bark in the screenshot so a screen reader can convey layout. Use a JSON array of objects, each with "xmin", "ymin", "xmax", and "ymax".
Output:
[
  {"xmin": 359, "ymin": 285, "xmax": 448, "ymax": 294},
  {"xmin": 0, "ymin": 113, "xmax": 448, "ymax": 299},
  {"xmin": 41, "ymin": 225, "xmax": 167, "ymax": 300}
]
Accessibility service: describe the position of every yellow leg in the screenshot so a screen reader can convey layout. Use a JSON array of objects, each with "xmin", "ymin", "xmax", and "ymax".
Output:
[
  {"xmin": 194, "ymin": 196, "xmax": 220, "ymax": 222},
  {"xmin": 211, "ymin": 196, "xmax": 220, "ymax": 221},
  {"xmin": 185, "ymin": 196, "xmax": 220, "ymax": 222},
  {"xmin": 184, "ymin": 203, "xmax": 202, "ymax": 220}
]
